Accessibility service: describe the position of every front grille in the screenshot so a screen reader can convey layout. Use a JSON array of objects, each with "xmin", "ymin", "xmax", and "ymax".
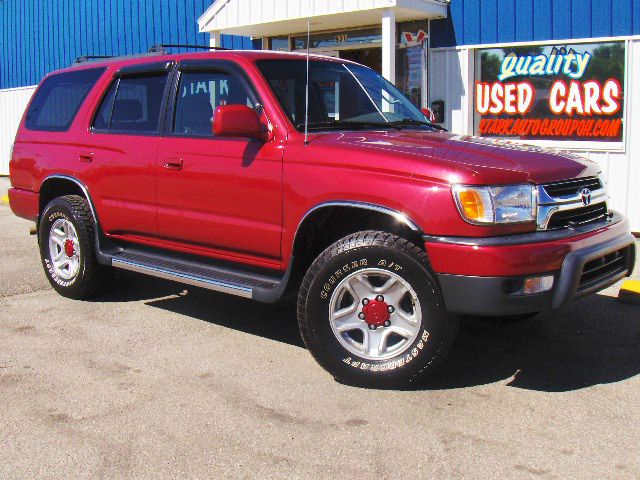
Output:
[
  {"xmin": 543, "ymin": 177, "xmax": 602, "ymax": 198},
  {"xmin": 578, "ymin": 247, "xmax": 629, "ymax": 292},
  {"xmin": 547, "ymin": 203, "xmax": 608, "ymax": 229}
]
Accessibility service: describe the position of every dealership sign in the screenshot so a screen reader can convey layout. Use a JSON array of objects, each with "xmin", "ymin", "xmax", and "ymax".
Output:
[
  {"xmin": 475, "ymin": 42, "xmax": 625, "ymax": 142},
  {"xmin": 401, "ymin": 30, "xmax": 427, "ymax": 46}
]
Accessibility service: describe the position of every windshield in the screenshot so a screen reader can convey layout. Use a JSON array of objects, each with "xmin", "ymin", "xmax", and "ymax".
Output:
[{"xmin": 256, "ymin": 59, "xmax": 434, "ymax": 131}]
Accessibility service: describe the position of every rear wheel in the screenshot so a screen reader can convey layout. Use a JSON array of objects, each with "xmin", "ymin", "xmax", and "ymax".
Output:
[
  {"xmin": 297, "ymin": 231, "xmax": 459, "ymax": 388},
  {"xmin": 39, "ymin": 195, "xmax": 113, "ymax": 299}
]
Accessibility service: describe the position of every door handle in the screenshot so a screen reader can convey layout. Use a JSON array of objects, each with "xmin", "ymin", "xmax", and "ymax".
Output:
[
  {"xmin": 164, "ymin": 158, "xmax": 183, "ymax": 170},
  {"xmin": 79, "ymin": 152, "xmax": 94, "ymax": 162}
]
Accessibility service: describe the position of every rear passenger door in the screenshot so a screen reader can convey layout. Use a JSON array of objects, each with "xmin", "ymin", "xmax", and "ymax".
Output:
[
  {"xmin": 154, "ymin": 60, "xmax": 283, "ymax": 265},
  {"xmin": 88, "ymin": 62, "xmax": 172, "ymax": 239}
]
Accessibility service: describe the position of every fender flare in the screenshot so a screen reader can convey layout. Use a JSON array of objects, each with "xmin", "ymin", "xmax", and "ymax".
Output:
[
  {"xmin": 39, "ymin": 174, "xmax": 120, "ymax": 264},
  {"xmin": 292, "ymin": 200, "xmax": 423, "ymax": 247},
  {"xmin": 40, "ymin": 174, "xmax": 99, "ymax": 223}
]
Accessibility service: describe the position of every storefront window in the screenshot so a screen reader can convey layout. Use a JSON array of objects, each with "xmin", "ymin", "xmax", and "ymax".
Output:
[
  {"xmin": 396, "ymin": 21, "xmax": 428, "ymax": 107},
  {"xmin": 474, "ymin": 41, "xmax": 625, "ymax": 143},
  {"xmin": 396, "ymin": 46, "xmax": 424, "ymax": 107},
  {"xmin": 270, "ymin": 37, "xmax": 290, "ymax": 52},
  {"xmin": 293, "ymin": 27, "xmax": 381, "ymax": 50}
]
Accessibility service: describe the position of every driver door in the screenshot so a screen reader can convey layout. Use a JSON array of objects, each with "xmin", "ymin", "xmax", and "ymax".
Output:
[{"xmin": 155, "ymin": 61, "xmax": 283, "ymax": 265}]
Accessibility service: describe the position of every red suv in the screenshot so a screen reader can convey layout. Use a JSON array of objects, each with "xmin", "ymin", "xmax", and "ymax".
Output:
[{"xmin": 9, "ymin": 49, "xmax": 636, "ymax": 388}]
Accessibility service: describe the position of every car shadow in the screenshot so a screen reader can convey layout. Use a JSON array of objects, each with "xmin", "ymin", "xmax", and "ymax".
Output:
[
  {"xmin": 88, "ymin": 270, "xmax": 186, "ymax": 303},
  {"xmin": 102, "ymin": 271, "xmax": 640, "ymax": 392},
  {"xmin": 423, "ymin": 293, "xmax": 640, "ymax": 392},
  {"xmin": 106, "ymin": 271, "xmax": 305, "ymax": 348}
]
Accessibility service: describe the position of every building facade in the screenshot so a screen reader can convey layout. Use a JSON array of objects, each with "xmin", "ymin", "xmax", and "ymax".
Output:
[{"xmin": 2, "ymin": 0, "xmax": 639, "ymax": 230}]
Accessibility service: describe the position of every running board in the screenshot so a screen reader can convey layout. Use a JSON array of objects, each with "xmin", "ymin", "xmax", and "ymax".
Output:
[{"xmin": 110, "ymin": 249, "xmax": 289, "ymax": 302}]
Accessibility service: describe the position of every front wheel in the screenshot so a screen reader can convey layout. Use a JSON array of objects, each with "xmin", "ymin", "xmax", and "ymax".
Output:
[{"xmin": 297, "ymin": 231, "xmax": 458, "ymax": 388}]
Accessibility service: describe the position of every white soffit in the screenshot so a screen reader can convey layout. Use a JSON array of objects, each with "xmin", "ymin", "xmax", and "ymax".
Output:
[{"xmin": 198, "ymin": 0, "xmax": 448, "ymax": 37}]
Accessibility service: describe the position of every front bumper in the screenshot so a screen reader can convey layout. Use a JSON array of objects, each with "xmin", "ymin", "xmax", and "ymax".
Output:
[{"xmin": 424, "ymin": 213, "xmax": 636, "ymax": 316}]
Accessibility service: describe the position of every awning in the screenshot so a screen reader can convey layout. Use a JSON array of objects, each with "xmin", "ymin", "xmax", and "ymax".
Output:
[{"xmin": 198, "ymin": 0, "xmax": 448, "ymax": 37}]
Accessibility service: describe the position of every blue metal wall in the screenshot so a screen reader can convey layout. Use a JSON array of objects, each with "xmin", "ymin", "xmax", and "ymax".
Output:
[
  {"xmin": 0, "ymin": 0, "xmax": 254, "ymax": 89},
  {"xmin": 431, "ymin": 0, "xmax": 640, "ymax": 48}
]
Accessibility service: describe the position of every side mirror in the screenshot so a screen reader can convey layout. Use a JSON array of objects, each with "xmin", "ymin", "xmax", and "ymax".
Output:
[{"xmin": 213, "ymin": 105, "xmax": 263, "ymax": 140}]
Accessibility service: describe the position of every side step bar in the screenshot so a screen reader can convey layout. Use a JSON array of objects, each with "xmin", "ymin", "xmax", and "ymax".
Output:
[
  {"xmin": 112, "ymin": 257, "xmax": 253, "ymax": 298},
  {"xmin": 109, "ymin": 249, "xmax": 291, "ymax": 303}
]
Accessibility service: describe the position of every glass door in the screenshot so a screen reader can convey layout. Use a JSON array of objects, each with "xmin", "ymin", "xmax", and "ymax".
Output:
[{"xmin": 396, "ymin": 43, "xmax": 427, "ymax": 108}]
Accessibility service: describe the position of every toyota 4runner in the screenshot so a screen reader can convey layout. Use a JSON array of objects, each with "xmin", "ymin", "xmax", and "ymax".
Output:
[{"xmin": 9, "ymin": 48, "xmax": 636, "ymax": 388}]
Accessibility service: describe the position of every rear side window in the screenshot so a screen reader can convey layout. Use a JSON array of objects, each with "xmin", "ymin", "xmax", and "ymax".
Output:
[
  {"xmin": 92, "ymin": 72, "xmax": 169, "ymax": 133},
  {"xmin": 92, "ymin": 81, "xmax": 117, "ymax": 130},
  {"xmin": 25, "ymin": 68, "xmax": 105, "ymax": 131}
]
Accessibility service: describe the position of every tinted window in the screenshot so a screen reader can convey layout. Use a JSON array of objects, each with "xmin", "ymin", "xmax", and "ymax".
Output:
[
  {"xmin": 25, "ymin": 68, "xmax": 105, "ymax": 131},
  {"xmin": 173, "ymin": 70, "xmax": 255, "ymax": 136},
  {"xmin": 92, "ymin": 81, "xmax": 117, "ymax": 130},
  {"xmin": 94, "ymin": 73, "xmax": 168, "ymax": 133}
]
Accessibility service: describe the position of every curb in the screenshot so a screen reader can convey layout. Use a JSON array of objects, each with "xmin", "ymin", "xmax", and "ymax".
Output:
[
  {"xmin": 0, "ymin": 194, "xmax": 8, "ymax": 206},
  {"xmin": 618, "ymin": 279, "xmax": 640, "ymax": 306}
]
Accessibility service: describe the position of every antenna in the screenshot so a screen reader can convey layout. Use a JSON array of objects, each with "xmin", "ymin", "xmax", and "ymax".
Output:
[{"xmin": 304, "ymin": 18, "xmax": 311, "ymax": 146}]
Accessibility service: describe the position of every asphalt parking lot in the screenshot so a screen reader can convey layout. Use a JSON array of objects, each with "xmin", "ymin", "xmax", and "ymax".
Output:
[{"xmin": 1, "ymin": 177, "xmax": 639, "ymax": 479}]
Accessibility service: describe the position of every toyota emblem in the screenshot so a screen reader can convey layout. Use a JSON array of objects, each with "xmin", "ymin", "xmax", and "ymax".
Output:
[{"xmin": 581, "ymin": 188, "xmax": 592, "ymax": 206}]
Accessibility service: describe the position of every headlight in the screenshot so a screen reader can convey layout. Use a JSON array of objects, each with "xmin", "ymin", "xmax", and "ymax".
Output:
[{"xmin": 452, "ymin": 184, "xmax": 536, "ymax": 224}]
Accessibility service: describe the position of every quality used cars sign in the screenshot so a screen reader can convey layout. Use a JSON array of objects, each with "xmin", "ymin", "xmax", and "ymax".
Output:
[{"xmin": 475, "ymin": 42, "xmax": 625, "ymax": 142}]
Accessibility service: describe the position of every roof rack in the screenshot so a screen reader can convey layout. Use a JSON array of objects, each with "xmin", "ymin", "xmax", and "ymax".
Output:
[
  {"xmin": 148, "ymin": 44, "xmax": 230, "ymax": 54},
  {"xmin": 72, "ymin": 44, "xmax": 230, "ymax": 66},
  {"xmin": 74, "ymin": 55, "xmax": 114, "ymax": 64},
  {"xmin": 70, "ymin": 50, "xmax": 167, "ymax": 67}
]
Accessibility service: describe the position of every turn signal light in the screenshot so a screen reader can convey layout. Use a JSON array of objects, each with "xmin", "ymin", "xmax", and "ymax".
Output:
[
  {"xmin": 452, "ymin": 185, "xmax": 494, "ymax": 224},
  {"xmin": 523, "ymin": 275, "xmax": 554, "ymax": 295},
  {"xmin": 459, "ymin": 190, "xmax": 484, "ymax": 220}
]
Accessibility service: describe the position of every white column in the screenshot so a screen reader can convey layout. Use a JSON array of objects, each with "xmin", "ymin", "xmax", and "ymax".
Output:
[
  {"xmin": 209, "ymin": 32, "xmax": 221, "ymax": 48},
  {"xmin": 382, "ymin": 8, "xmax": 396, "ymax": 85}
]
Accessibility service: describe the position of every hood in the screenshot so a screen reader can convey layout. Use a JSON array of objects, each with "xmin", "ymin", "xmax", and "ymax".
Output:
[{"xmin": 311, "ymin": 130, "xmax": 599, "ymax": 185}]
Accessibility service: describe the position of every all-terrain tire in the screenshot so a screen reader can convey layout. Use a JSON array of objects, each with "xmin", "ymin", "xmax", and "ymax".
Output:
[
  {"xmin": 297, "ymin": 230, "xmax": 459, "ymax": 388},
  {"xmin": 39, "ymin": 195, "xmax": 113, "ymax": 299}
]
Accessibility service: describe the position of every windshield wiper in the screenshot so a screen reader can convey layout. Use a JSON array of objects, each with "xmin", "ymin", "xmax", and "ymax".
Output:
[
  {"xmin": 389, "ymin": 118, "xmax": 447, "ymax": 131},
  {"xmin": 296, "ymin": 120, "xmax": 401, "ymax": 131}
]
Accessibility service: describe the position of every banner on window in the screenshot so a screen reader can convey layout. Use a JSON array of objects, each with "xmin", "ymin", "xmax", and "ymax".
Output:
[{"xmin": 474, "ymin": 42, "xmax": 625, "ymax": 142}]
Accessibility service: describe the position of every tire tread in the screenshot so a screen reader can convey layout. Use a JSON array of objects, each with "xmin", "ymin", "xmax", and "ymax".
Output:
[
  {"xmin": 40, "ymin": 195, "xmax": 112, "ymax": 299},
  {"xmin": 297, "ymin": 230, "xmax": 458, "ymax": 387}
]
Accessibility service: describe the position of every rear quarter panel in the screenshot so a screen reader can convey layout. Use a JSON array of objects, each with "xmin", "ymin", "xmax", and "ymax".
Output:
[{"xmin": 10, "ymin": 65, "xmax": 116, "ymax": 194}]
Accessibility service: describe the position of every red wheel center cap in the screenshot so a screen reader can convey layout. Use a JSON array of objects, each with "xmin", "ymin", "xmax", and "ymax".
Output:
[
  {"xmin": 362, "ymin": 300, "xmax": 391, "ymax": 327},
  {"xmin": 64, "ymin": 239, "xmax": 75, "ymax": 258}
]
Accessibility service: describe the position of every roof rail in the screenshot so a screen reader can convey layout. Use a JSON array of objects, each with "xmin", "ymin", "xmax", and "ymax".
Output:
[
  {"xmin": 72, "ymin": 44, "xmax": 230, "ymax": 66},
  {"xmin": 71, "ymin": 50, "xmax": 167, "ymax": 67},
  {"xmin": 74, "ymin": 55, "xmax": 114, "ymax": 64},
  {"xmin": 148, "ymin": 44, "xmax": 230, "ymax": 54}
]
